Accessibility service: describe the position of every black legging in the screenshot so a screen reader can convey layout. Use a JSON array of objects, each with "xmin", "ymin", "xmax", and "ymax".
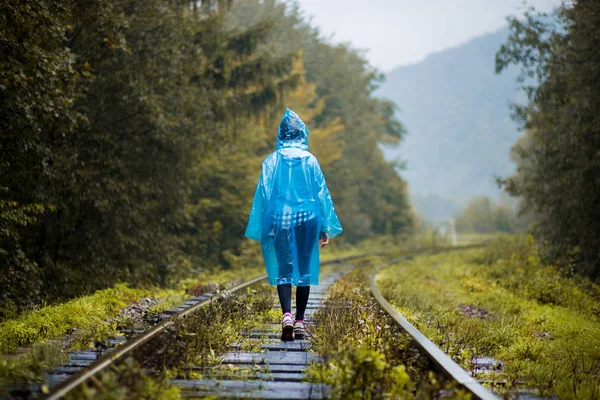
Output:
[{"xmin": 277, "ymin": 284, "xmax": 310, "ymax": 321}]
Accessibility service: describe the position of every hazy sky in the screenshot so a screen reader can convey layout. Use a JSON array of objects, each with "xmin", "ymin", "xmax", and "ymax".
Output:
[{"xmin": 294, "ymin": 0, "xmax": 562, "ymax": 71}]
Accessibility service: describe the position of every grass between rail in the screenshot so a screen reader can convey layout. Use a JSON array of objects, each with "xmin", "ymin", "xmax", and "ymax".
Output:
[
  {"xmin": 65, "ymin": 283, "xmax": 276, "ymax": 399},
  {"xmin": 307, "ymin": 255, "xmax": 472, "ymax": 400},
  {"xmin": 0, "ymin": 263, "xmax": 269, "ymax": 392},
  {"xmin": 376, "ymin": 235, "xmax": 600, "ymax": 399}
]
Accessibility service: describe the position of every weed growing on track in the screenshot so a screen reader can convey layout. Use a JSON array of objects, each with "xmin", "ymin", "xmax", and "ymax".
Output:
[
  {"xmin": 377, "ymin": 235, "xmax": 600, "ymax": 399},
  {"xmin": 308, "ymin": 257, "xmax": 472, "ymax": 400},
  {"xmin": 64, "ymin": 357, "xmax": 181, "ymax": 400},
  {"xmin": 66, "ymin": 284, "xmax": 274, "ymax": 399},
  {"xmin": 0, "ymin": 343, "xmax": 65, "ymax": 390},
  {"xmin": 134, "ymin": 284, "xmax": 274, "ymax": 376},
  {"xmin": 0, "ymin": 264, "xmax": 270, "ymax": 393}
]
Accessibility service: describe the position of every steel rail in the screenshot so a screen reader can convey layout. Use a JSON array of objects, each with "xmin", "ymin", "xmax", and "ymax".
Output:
[
  {"xmin": 44, "ymin": 252, "xmax": 379, "ymax": 400},
  {"xmin": 369, "ymin": 255, "xmax": 499, "ymax": 400}
]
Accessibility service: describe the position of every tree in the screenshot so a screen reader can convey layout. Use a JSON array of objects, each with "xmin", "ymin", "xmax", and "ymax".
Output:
[
  {"xmin": 1, "ymin": 0, "xmax": 87, "ymax": 311},
  {"xmin": 0, "ymin": 0, "xmax": 298, "ymax": 312},
  {"xmin": 496, "ymin": 1, "xmax": 600, "ymax": 279},
  {"xmin": 227, "ymin": 0, "xmax": 416, "ymax": 241},
  {"xmin": 1, "ymin": 0, "xmax": 417, "ymax": 314},
  {"xmin": 454, "ymin": 196, "xmax": 519, "ymax": 233}
]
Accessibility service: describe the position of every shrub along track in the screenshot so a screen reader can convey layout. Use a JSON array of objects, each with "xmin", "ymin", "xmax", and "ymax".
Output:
[
  {"xmin": 29, "ymin": 248, "xmax": 497, "ymax": 400},
  {"xmin": 370, "ymin": 254, "xmax": 496, "ymax": 400}
]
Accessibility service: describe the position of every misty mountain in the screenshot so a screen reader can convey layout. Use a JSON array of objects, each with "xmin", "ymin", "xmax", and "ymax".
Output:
[{"xmin": 377, "ymin": 26, "xmax": 521, "ymax": 220}]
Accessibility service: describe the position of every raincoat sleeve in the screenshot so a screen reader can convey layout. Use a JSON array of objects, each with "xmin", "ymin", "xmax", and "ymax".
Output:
[
  {"xmin": 245, "ymin": 174, "xmax": 265, "ymax": 241},
  {"xmin": 313, "ymin": 160, "xmax": 343, "ymax": 238}
]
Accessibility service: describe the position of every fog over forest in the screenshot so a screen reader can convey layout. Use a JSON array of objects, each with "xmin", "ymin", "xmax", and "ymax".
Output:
[{"xmin": 377, "ymin": 26, "xmax": 522, "ymax": 221}]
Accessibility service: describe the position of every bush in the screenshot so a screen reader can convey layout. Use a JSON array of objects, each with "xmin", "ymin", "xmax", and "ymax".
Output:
[{"xmin": 482, "ymin": 235, "xmax": 600, "ymax": 309}]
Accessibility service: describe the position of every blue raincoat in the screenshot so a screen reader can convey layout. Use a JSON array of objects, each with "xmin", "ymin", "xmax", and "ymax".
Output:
[{"xmin": 245, "ymin": 108, "xmax": 343, "ymax": 286}]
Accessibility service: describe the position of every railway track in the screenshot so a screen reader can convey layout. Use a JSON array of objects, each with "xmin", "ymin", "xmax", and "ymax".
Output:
[
  {"xmin": 3, "ymin": 248, "xmax": 498, "ymax": 399},
  {"xmin": 169, "ymin": 272, "xmax": 341, "ymax": 399},
  {"xmin": 37, "ymin": 254, "xmax": 368, "ymax": 400},
  {"xmin": 370, "ymin": 255, "xmax": 497, "ymax": 400}
]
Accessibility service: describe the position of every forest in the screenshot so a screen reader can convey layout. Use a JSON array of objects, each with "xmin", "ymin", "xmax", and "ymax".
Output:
[
  {"xmin": 1, "ymin": 0, "xmax": 599, "ymax": 313},
  {"xmin": 0, "ymin": 0, "xmax": 413, "ymax": 317},
  {"xmin": 1, "ymin": 0, "xmax": 598, "ymax": 311},
  {"xmin": 1, "ymin": 1, "xmax": 600, "ymax": 399}
]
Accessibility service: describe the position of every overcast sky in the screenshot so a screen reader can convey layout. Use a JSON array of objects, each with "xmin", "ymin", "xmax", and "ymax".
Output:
[{"xmin": 294, "ymin": 0, "xmax": 562, "ymax": 71}]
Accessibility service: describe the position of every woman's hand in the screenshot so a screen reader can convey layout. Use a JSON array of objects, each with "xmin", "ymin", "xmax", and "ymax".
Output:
[{"xmin": 319, "ymin": 232, "xmax": 329, "ymax": 248}]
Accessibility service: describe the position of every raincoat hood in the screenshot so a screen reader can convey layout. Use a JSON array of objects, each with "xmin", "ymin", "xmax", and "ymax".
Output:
[{"xmin": 276, "ymin": 108, "xmax": 308, "ymax": 151}]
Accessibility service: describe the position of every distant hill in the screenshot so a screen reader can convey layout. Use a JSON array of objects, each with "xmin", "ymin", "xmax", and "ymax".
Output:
[{"xmin": 377, "ymin": 26, "xmax": 521, "ymax": 221}]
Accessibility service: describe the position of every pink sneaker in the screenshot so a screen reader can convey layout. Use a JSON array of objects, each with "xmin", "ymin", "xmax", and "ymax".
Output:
[
  {"xmin": 281, "ymin": 313, "xmax": 294, "ymax": 341},
  {"xmin": 293, "ymin": 320, "xmax": 306, "ymax": 340}
]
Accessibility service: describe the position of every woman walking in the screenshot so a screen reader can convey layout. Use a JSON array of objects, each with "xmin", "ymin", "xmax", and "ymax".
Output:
[{"xmin": 245, "ymin": 108, "xmax": 342, "ymax": 341}]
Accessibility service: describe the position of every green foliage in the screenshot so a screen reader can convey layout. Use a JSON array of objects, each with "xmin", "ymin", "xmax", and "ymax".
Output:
[
  {"xmin": 0, "ymin": 0, "xmax": 80, "ymax": 315},
  {"xmin": 308, "ymin": 260, "xmax": 467, "ymax": 399},
  {"xmin": 496, "ymin": 1, "xmax": 600, "ymax": 279},
  {"xmin": 313, "ymin": 347, "xmax": 412, "ymax": 400},
  {"xmin": 65, "ymin": 357, "xmax": 181, "ymax": 400},
  {"xmin": 377, "ymin": 239, "xmax": 600, "ymax": 399},
  {"xmin": 0, "ymin": 343, "xmax": 65, "ymax": 391},
  {"xmin": 1, "ymin": 0, "xmax": 415, "ymax": 315},
  {"xmin": 0, "ymin": 0, "xmax": 296, "ymax": 310},
  {"xmin": 481, "ymin": 235, "xmax": 600, "ymax": 311},
  {"xmin": 0, "ymin": 284, "xmax": 180, "ymax": 353}
]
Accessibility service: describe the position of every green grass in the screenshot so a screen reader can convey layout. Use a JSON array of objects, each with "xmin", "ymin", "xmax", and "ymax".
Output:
[
  {"xmin": 0, "ymin": 258, "xmax": 273, "ymax": 356},
  {"xmin": 307, "ymin": 256, "xmax": 471, "ymax": 400},
  {"xmin": 0, "ymin": 262, "xmax": 268, "ymax": 392},
  {"xmin": 0, "ymin": 284, "xmax": 184, "ymax": 354},
  {"xmin": 0, "ymin": 234, "xmax": 437, "ymax": 394},
  {"xmin": 67, "ymin": 283, "xmax": 276, "ymax": 399},
  {"xmin": 0, "ymin": 234, "xmax": 419, "ymax": 355},
  {"xmin": 376, "ymin": 235, "xmax": 600, "ymax": 399},
  {"xmin": 455, "ymin": 232, "xmax": 500, "ymax": 245}
]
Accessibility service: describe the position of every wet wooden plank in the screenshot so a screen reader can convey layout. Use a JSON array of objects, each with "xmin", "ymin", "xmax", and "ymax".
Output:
[
  {"xmin": 62, "ymin": 359, "xmax": 94, "ymax": 367},
  {"xmin": 192, "ymin": 364, "xmax": 308, "ymax": 374},
  {"xmin": 49, "ymin": 367, "xmax": 81, "ymax": 375},
  {"xmin": 221, "ymin": 351, "xmax": 321, "ymax": 365},
  {"xmin": 47, "ymin": 374, "xmax": 71, "ymax": 386},
  {"xmin": 68, "ymin": 351, "xmax": 99, "ymax": 361},
  {"xmin": 173, "ymin": 379, "xmax": 329, "ymax": 399},
  {"xmin": 199, "ymin": 372, "xmax": 306, "ymax": 382},
  {"xmin": 230, "ymin": 341, "xmax": 311, "ymax": 351}
]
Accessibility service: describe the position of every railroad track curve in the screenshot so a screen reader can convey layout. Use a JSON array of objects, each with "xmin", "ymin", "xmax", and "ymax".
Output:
[{"xmin": 30, "ymin": 248, "xmax": 498, "ymax": 400}]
